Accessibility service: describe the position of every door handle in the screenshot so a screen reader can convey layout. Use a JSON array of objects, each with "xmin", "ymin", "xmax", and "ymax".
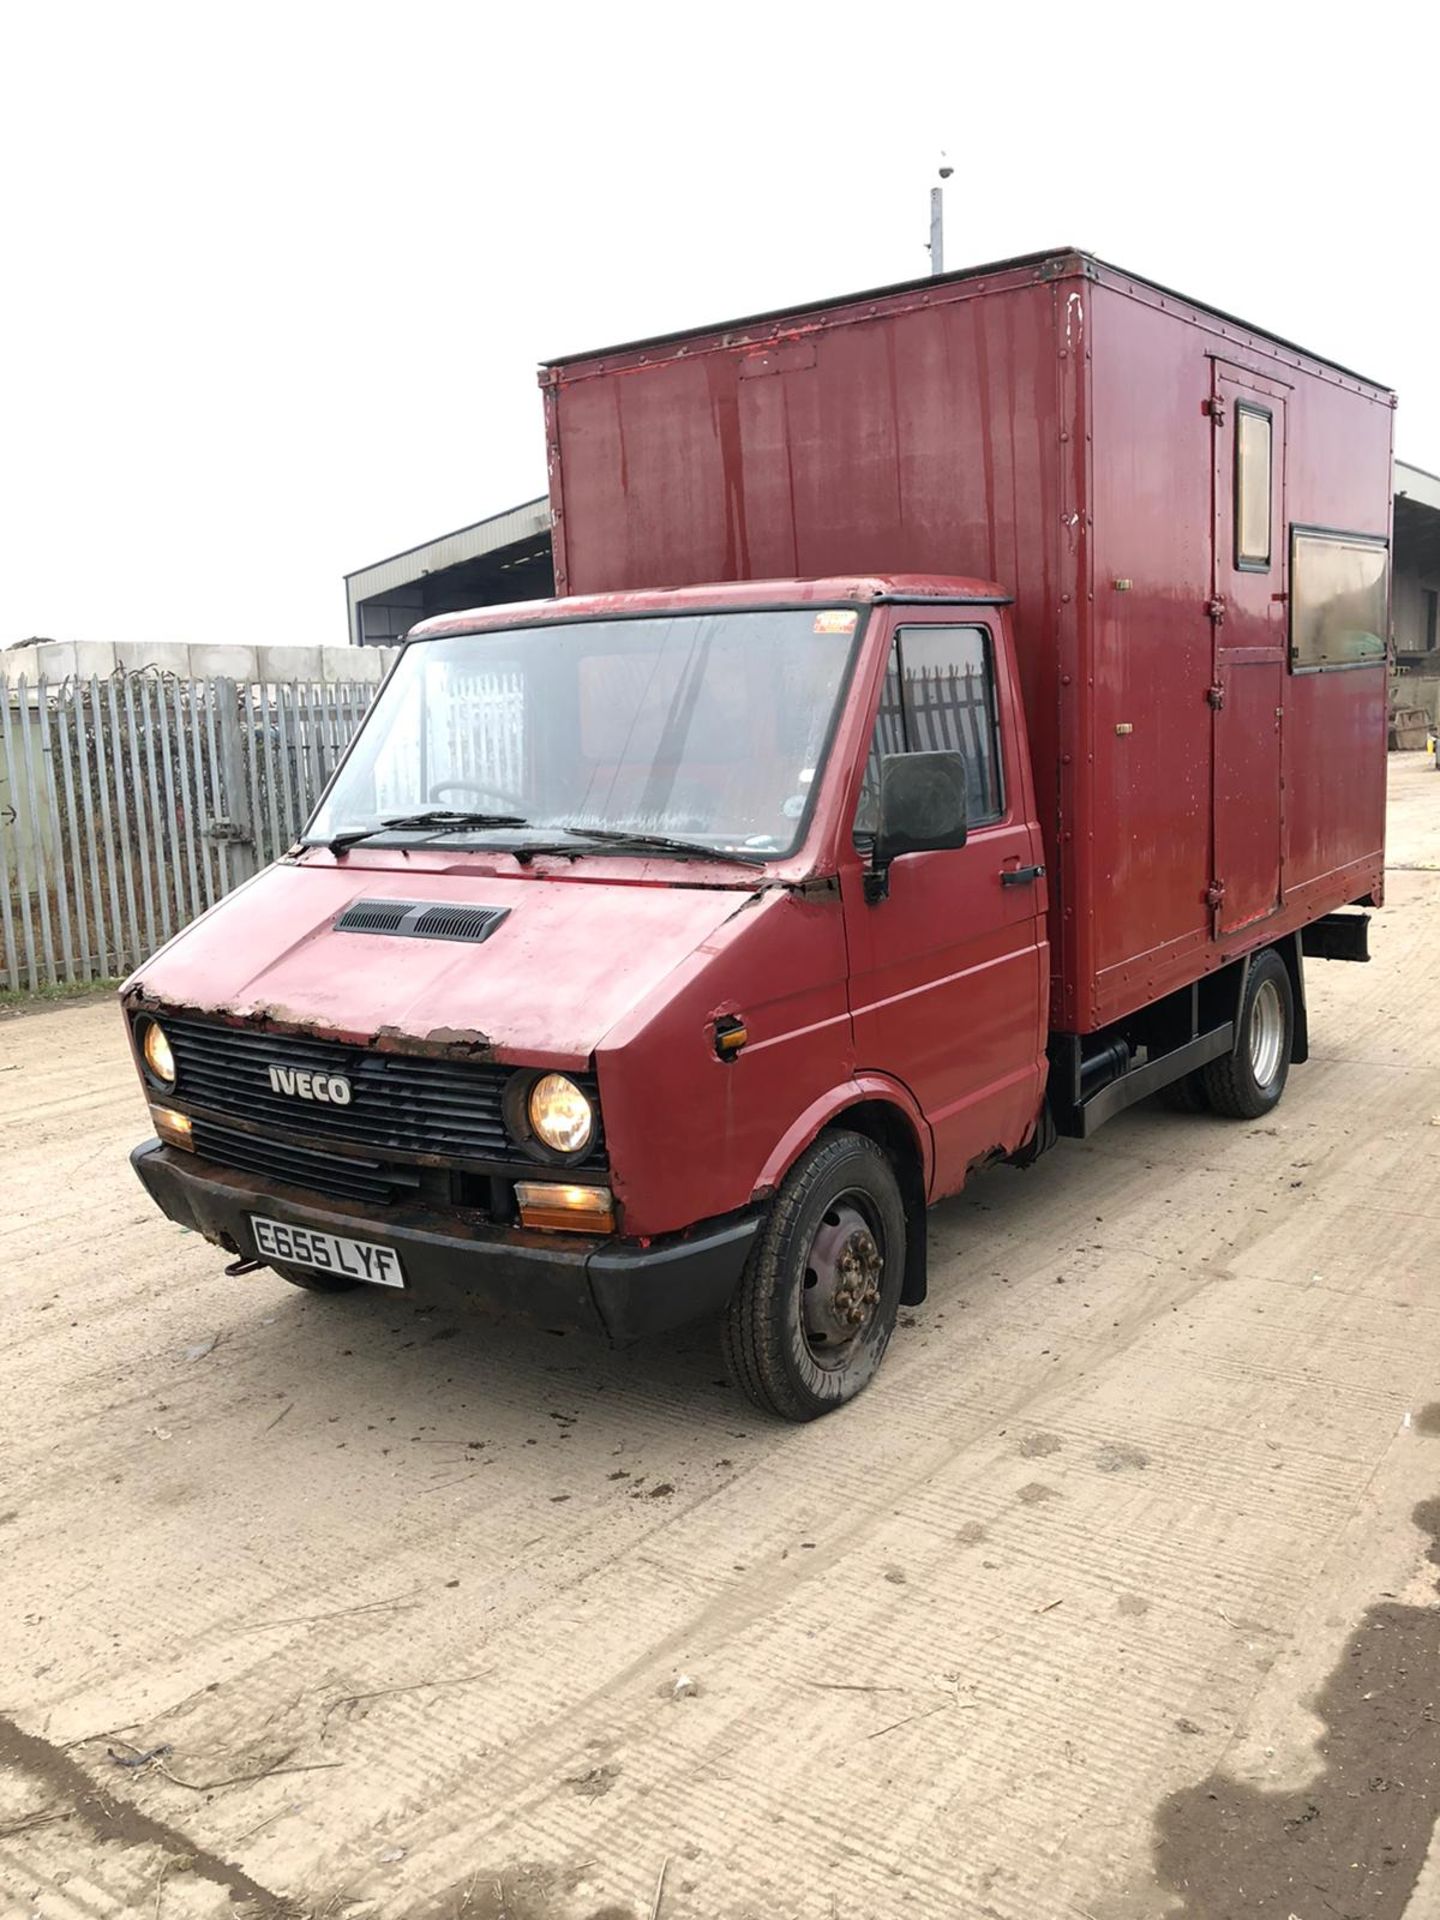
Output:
[{"xmin": 1000, "ymin": 864, "xmax": 1045, "ymax": 887}]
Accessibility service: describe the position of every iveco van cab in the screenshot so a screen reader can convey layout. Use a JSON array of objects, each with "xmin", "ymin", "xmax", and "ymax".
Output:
[{"xmin": 125, "ymin": 252, "xmax": 1392, "ymax": 1419}]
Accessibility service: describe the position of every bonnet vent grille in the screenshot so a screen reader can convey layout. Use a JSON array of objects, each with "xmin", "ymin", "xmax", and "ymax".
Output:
[
  {"xmin": 335, "ymin": 899, "xmax": 415, "ymax": 935},
  {"xmin": 335, "ymin": 899, "xmax": 510, "ymax": 944},
  {"xmin": 408, "ymin": 904, "xmax": 510, "ymax": 943}
]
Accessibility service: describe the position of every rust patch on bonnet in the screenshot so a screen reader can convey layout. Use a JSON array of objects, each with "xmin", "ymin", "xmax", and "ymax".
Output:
[
  {"xmin": 125, "ymin": 982, "xmax": 344, "ymax": 1038},
  {"xmin": 416, "ymin": 1025, "xmax": 494, "ymax": 1058},
  {"xmin": 126, "ymin": 985, "xmax": 495, "ymax": 1062}
]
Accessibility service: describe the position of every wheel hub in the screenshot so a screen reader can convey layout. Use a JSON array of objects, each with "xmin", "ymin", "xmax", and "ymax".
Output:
[
  {"xmin": 803, "ymin": 1201, "xmax": 885, "ymax": 1362},
  {"xmin": 1248, "ymin": 977, "xmax": 1285, "ymax": 1088}
]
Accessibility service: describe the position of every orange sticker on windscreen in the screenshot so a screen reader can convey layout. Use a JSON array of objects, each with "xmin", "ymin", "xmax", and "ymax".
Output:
[{"xmin": 813, "ymin": 610, "xmax": 858, "ymax": 634}]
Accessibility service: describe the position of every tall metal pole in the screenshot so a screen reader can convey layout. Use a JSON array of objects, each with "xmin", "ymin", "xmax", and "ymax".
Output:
[{"xmin": 929, "ymin": 185, "xmax": 944, "ymax": 276}]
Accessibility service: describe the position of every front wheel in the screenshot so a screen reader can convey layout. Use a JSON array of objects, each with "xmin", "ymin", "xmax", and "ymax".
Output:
[
  {"xmin": 722, "ymin": 1131, "xmax": 906, "ymax": 1421},
  {"xmin": 1201, "ymin": 947, "xmax": 1294, "ymax": 1119}
]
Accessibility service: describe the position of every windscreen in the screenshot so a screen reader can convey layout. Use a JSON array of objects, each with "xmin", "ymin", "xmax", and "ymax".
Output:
[{"xmin": 307, "ymin": 607, "xmax": 861, "ymax": 858}]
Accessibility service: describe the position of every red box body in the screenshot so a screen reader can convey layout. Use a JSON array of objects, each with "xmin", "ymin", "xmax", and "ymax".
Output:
[{"xmin": 543, "ymin": 249, "xmax": 1393, "ymax": 1032}]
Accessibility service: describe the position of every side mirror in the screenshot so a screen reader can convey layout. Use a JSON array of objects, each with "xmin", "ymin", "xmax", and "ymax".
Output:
[{"xmin": 867, "ymin": 751, "xmax": 968, "ymax": 900}]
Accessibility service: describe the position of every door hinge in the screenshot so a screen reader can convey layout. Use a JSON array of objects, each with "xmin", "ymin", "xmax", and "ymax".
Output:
[
  {"xmin": 1205, "ymin": 395, "xmax": 1227, "ymax": 427},
  {"xmin": 1207, "ymin": 595, "xmax": 1226, "ymax": 625},
  {"xmin": 1207, "ymin": 683, "xmax": 1225, "ymax": 710},
  {"xmin": 1205, "ymin": 879, "xmax": 1226, "ymax": 909}
]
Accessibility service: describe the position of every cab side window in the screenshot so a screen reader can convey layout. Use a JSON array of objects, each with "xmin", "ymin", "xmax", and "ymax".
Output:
[{"xmin": 854, "ymin": 625, "xmax": 1003, "ymax": 844}]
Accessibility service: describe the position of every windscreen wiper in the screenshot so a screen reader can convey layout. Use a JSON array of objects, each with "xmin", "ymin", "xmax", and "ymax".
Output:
[
  {"xmin": 322, "ymin": 810, "xmax": 529, "ymax": 856},
  {"xmin": 554, "ymin": 825, "xmax": 768, "ymax": 865}
]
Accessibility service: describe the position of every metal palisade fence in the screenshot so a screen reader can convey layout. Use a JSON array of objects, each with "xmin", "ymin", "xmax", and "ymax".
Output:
[{"xmin": 0, "ymin": 671, "xmax": 376, "ymax": 993}]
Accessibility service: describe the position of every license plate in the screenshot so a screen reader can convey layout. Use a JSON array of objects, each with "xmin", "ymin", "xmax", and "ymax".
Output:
[{"xmin": 251, "ymin": 1216, "xmax": 406, "ymax": 1289}]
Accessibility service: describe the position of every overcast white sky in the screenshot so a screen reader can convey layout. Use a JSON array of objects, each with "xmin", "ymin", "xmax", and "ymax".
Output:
[{"xmin": 3, "ymin": 2, "xmax": 1436, "ymax": 650}]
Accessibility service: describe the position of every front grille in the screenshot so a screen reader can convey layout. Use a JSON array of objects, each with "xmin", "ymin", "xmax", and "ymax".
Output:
[
  {"xmin": 163, "ymin": 1017, "xmax": 605, "ymax": 1171},
  {"xmin": 190, "ymin": 1119, "xmax": 420, "ymax": 1205}
]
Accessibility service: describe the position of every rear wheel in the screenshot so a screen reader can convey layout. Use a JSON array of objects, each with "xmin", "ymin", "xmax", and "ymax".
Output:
[
  {"xmin": 722, "ymin": 1131, "xmax": 905, "ymax": 1422},
  {"xmin": 1201, "ymin": 948, "xmax": 1294, "ymax": 1119},
  {"xmin": 1157, "ymin": 1070, "xmax": 1209, "ymax": 1115}
]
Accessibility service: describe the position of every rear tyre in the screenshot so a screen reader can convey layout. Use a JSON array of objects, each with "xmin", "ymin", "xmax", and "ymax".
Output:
[
  {"xmin": 269, "ymin": 1263, "xmax": 362, "ymax": 1294},
  {"xmin": 1157, "ymin": 1070, "xmax": 1209, "ymax": 1115},
  {"xmin": 722, "ymin": 1131, "xmax": 905, "ymax": 1422},
  {"xmin": 1200, "ymin": 948, "xmax": 1294, "ymax": 1120}
]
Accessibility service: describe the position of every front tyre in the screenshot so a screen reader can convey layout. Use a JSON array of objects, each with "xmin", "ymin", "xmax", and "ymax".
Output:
[
  {"xmin": 1201, "ymin": 947, "xmax": 1294, "ymax": 1119},
  {"xmin": 722, "ymin": 1131, "xmax": 905, "ymax": 1422}
]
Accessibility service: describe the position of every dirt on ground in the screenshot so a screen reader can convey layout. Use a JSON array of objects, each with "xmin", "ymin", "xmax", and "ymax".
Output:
[{"xmin": 3, "ymin": 756, "xmax": 1440, "ymax": 1920}]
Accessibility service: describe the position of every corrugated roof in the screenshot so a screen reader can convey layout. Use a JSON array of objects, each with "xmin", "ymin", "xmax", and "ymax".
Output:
[
  {"xmin": 1396, "ymin": 460, "xmax": 1440, "ymax": 515},
  {"xmin": 345, "ymin": 497, "xmax": 550, "ymax": 605}
]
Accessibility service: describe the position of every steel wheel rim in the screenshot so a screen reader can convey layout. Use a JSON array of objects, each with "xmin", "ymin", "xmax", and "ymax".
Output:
[
  {"xmin": 800, "ymin": 1189, "xmax": 886, "ymax": 1370},
  {"xmin": 1249, "ymin": 978, "xmax": 1285, "ymax": 1087}
]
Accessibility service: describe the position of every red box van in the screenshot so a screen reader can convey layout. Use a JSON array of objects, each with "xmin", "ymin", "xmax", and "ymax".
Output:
[{"xmin": 125, "ymin": 250, "xmax": 1392, "ymax": 1419}]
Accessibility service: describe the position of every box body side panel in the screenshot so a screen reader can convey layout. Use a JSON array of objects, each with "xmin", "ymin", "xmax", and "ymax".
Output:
[
  {"xmin": 1084, "ymin": 284, "xmax": 1218, "ymax": 1023},
  {"xmin": 1083, "ymin": 281, "xmax": 1391, "ymax": 1029}
]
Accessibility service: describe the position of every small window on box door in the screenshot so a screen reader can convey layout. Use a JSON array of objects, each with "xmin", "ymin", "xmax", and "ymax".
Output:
[{"xmin": 1235, "ymin": 404, "xmax": 1273, "ymax": 570}]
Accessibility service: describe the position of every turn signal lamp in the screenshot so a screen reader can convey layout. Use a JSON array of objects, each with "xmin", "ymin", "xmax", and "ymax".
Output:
[
  {"xmin": 714, "ymin": 1015, "xmax": 748, "ymax": 1060},
  {"xmin": 515, "ymin": 1182, "xmax": 615, "ymax": 1234},
  {"xmin": 151, "ymin": 1105, "xmax": 194, "ymax": 1151}
]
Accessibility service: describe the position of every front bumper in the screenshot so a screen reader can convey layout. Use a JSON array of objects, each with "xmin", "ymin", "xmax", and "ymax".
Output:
[{"xmin": 130, "ymin": 1141, "xmax": 759, "ymax": 1344}]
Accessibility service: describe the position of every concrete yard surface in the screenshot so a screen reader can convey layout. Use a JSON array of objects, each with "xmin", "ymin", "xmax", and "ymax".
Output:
[{"xmin": 3, "ymin": 756, "xmax": 1440, "ymax": 1920}]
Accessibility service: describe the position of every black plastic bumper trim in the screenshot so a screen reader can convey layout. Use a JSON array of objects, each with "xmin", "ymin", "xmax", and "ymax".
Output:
[{"xmin": 129, "ymin": 1141, "xmax": 757, "ymax": 1345}]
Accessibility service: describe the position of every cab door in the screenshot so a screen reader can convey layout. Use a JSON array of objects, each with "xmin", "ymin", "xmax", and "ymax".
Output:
[{"xmin": 841, "ymin": 611, "xmax": 1048, "ymax": 1197}]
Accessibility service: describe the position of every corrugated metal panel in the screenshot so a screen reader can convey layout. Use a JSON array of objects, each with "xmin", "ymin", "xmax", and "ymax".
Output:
[{"xmin": 344, "ymin": 498, "xmax": 551, "ymax": 608}]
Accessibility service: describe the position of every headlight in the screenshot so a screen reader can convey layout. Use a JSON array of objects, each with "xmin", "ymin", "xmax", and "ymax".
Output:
[
  {"xmin": 528, "ymin": 1073, "xmax": 593, "ymax": 1155},
  {"xmin": 141, "ymin": 1019, "xmax": 176, "ymax": 1088}
]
